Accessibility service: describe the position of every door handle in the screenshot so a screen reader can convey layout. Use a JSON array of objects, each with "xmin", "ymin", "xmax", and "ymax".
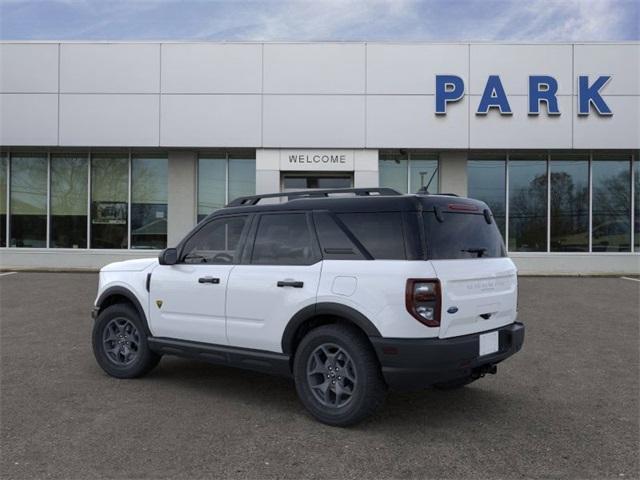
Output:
[
  {"xmin": 277, "ymin": 280, "xmax": 304, "ymax": 288},
  {"xmin": 198, "ymin": 276, "xmax": 220, "ymax": 284}
]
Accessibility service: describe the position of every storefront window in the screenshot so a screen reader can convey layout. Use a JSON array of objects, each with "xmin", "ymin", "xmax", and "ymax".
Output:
[
  {"xmin": 467, "ymin": 155, "xmax": 506, "ymax": 239},
  {"xmin": 549, "ymin": 154, "xmax": 589, "ymax": 252},
  {"xmin": 91, "ymin": 154, "xmax": 128, "ymax": 249},
  {"xmin": 131, "ymin": 155, "xmax": 168, "ymax": 249},
  {"xmin": 50, "ymin": 154, "xmax": 88, "ymax": 248},
  {"xmin": 379, "ymin": 151, "xmax": 438, "ymax": 194},
  {"xmin": 10, "ymin": 154, "xmax": 47, "ymax": 248},
  {"xmin": 0, "ymin": 154, "xmax": 6, "ymax": 247},
  {"xmin": 592, "ymin": 154, "xmax": 631, "ymax": 252},
  {"xmin": 379, "ymin": 151, "xmax": 408, "ymax": 193},
  {"xmin": 409, "ymin": 153, "xmax": 438, "ymax": 194},
  {"xmin": 197, "ymin": 152, "xmax": 256, "ymax": 222},
  {"xmin": 228, "ymin": 153, "xmax": 256, "ymax": 205},
  {"xmin": 198, "ymin": 155, "xmax": 226, "ymax": 222},
  {"xmin": 508, "ymin": 153, "xmax": 548, "ymax": 252}
]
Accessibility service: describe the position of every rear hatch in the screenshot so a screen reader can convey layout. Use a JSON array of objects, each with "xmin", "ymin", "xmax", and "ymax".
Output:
[{"xmin": 422, "ymin": 204, "xmax": 518, "ymax": 339}]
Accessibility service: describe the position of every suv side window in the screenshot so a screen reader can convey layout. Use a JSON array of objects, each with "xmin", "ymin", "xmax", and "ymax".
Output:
[
  {"xmin": 313, "ymin": 212, "xmax": 366, "ymax": 260},
  {"xmin": 181, "ymin": 215, "xmax": 248, "ymax": 264},
  {"xmin": 337, "ymin": 212, "xmax": 406, "ymax": 260},
  {"xmin": 251, "ymin": 213, "xmax": 318, "ymax": 265}
]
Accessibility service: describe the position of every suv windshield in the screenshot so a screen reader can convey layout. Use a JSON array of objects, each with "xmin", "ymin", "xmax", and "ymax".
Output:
[{"xmin": 423, "ymin": 211, "xmax": 506, "ymax": 259}]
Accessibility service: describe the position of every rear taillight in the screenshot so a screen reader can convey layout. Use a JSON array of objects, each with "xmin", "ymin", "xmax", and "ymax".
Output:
[{"xmin": 405, "ymin": 279, "xmax": 441, "ymax": 327}]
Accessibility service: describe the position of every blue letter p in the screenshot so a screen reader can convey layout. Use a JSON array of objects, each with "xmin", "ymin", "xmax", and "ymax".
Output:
[{"xmin": 435, "ymin": 75, "xmax": 464, "ymax": 115}]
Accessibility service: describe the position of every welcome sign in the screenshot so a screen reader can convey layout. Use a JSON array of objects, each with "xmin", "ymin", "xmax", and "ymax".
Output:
[{"xmin": 280, "ymin": 150, "xmax": 355, "ymax": 171}]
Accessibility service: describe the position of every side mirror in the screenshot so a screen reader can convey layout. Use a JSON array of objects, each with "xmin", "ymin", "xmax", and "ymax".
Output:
[{"xmin": 159, "ymin": 247, "xmax": 178, "ymax": 265}]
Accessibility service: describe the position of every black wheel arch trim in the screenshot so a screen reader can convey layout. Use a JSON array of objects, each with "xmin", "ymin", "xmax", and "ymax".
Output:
[
  {"xmin": 95, "ymin": 286, "xmax": 152, "ymax": 337},
  {"xmin": 281, "ymin": 302, "xmax": 381, "ymax": 354}
]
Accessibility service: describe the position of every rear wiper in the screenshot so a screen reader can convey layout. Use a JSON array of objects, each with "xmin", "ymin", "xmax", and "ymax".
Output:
[{"xmin": 461, "ymin": 248, "xmax": 487, "ymax": 258}]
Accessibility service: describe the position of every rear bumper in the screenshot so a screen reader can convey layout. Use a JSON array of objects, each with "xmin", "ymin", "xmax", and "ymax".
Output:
[{"xmin": 370, "ymin": 322, "xmax": 525, "ymax": 390}]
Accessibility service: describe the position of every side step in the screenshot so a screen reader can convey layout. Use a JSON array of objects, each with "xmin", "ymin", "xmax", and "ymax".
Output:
[{"xmin": 148, "ymin": 337, "xmax": 292, "ymax": 377}]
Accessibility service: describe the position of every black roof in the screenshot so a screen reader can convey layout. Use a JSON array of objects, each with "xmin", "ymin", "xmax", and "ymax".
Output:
[{"xmin": 204, "ymin": 188, "xmax": 490, "ymax": 220}]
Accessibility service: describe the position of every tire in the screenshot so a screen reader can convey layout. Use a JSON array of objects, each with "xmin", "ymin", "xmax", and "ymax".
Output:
[
  {"xmin": 92, "ymin": 303, "xmax": 161, "ymax": 379},
  {"xmin": 293, "ymin": 324, "xmax": 387, "ymax": 427},
  {"xmin": 433, "ymin": 376, "xmax": 477, "ymax": 390}
]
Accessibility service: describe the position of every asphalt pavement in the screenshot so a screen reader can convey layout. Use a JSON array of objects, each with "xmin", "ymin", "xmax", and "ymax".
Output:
[{"xmin": 1, "ymin": 273, "xmax": 638, "ymax": 479}]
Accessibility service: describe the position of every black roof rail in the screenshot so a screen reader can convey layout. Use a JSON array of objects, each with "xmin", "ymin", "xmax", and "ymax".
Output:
[{"xmin": 226, "ymin": 187, "xmax": 402, "ymax": 207}]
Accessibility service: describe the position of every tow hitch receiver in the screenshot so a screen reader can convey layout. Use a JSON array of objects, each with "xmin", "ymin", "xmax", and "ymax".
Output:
[{"xmin": 472, "ymin": 364, "xmax": 498, "ymax": 379}]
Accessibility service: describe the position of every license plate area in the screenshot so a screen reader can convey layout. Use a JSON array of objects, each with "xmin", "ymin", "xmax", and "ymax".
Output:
[{"xmin": 479, "ymin": 331, "xmax": 499, "ymax": 356}]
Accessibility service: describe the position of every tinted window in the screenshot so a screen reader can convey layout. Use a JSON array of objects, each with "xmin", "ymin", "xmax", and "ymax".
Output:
[
  {"xmin": 337, "ymin": 212, "xmax": 405, "ymax": 260},
  {"xmin": 314, "ymin": 212, "xmax": 365, "ymax": 260},
  {"xmin": 182, "ymin": 216, "xmax": 247, "ymax": 264},
  {"xmin": 423, "ymin": 212, "xmax": 505, "ymax": 259},
  {"xmin": 251, "ymin": 214, "xmax": 316, "ymax": 265}
]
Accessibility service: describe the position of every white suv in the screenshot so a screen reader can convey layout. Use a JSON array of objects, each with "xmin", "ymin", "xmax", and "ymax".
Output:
[{"xmin": 91, "ymin": 188, "xmax": 524, "ymax": 426}]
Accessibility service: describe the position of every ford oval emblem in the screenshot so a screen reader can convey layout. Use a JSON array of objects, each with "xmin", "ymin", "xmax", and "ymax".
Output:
[{"xmin": 447, "ymin": 306, "xmax": 459, "ymax": 314}]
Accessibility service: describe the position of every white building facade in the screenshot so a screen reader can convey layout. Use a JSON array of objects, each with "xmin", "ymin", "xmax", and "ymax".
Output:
[{"xmin": 0, "ymin": 41, "xmax": 638, "ymax": 274}]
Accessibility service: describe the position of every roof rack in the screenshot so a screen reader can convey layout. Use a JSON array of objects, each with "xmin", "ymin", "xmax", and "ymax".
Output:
[{"xmin": 226, "ymin": 187, "xmax": 401, "ymax": 207}]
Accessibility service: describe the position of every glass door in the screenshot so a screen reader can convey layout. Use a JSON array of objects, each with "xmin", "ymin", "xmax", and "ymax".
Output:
[{"xmin": 281, "ymin": 174, "xmax": 352, "ymax": 193}]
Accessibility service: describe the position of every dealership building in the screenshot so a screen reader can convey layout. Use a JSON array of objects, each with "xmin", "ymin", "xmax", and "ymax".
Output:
[{"xmin": 0, "ymin": 41, "xmax": 638, "ymax": 274}]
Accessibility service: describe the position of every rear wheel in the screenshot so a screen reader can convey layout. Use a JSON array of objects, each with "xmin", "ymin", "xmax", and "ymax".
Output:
[
  {"xmin": 92, "ymin": 303, "xmax": 161, "ymax": 378},
  {"xmin": 293, "ymin": 324, "xmax": 386, "ymax": 427}
]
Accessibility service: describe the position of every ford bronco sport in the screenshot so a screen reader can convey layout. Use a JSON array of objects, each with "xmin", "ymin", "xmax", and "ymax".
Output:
[{"xmin": 91, "ymin": 188, "xmax": 524, "ymax": 426}]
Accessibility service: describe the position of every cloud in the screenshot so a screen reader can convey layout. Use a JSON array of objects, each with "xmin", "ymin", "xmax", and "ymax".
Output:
[{"xmin": 0, "ymin": 0, "xmax": 637, "ymax": 41}]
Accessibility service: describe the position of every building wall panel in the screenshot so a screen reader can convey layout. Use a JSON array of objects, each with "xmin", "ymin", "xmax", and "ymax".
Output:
[
  {"xmin": 263, "ymin": 95, "xmax": 365, "ymax": 147},
  {"xmin": 263, "ymin": 43, "xmax": 365, "ymax": 94},
  {"xmin": 0, "ymin": 44, "xmax": 58, "ymax": 93},
  {"xmin": 0, "ymin": 93, "xmax": 58, "ymax": 145},
  {"xmin": 161, "ymin": 43, "xmax": 262, "ymax": 94},
  {"xmin": 59, "ymin": 94, "xmax": 159, "ymax": 146},
  {"xmin": 161, "ymin": 94, "xmax": 261, "ymax": 147},
  {"xmin": 367, "ymin": 43, "xmax": 468, "ymax": 94},
  {"xmin": 60, "ymin": 43, "xmax": 160, "ymax": 93}
]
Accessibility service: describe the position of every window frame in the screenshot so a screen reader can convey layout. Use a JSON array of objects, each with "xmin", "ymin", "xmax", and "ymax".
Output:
[
  {"xmin": 245, "ymin": 211, "xmax": 322, "ymax": 266},
  {"xmin": 177, "ymin": 213, "xmax": 252, "ymax": 265}
]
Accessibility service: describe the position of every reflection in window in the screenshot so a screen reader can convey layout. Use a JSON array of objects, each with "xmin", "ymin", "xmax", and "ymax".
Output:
[
  {"xmin": 550, "ymin": 155, "xmax": 589, "ymax": 252},
  {"xmin": 635, "ymin": 158, "xmax": 639, "ymax": 251},
  {"xmin": 197, "ymin": 153, "xmax": 256, "ymax": 223},
  {"xmin": 50, "ymin": 155, "xmax": 88, "ymax": 248},
  {"xmin": 182, "ymin": 215, "xmax": 247, "ymax": 264},
  {"xmin": 91, "ymin": 155, "xmax": 128, "ymax": 249},
  {"xmin": 0, "ymin": 155, "xmax": 6, "ymax": 247},
  {"xmin": 467, "ymin": 156, "xmax": 506, "ymax": 239},
  {"xmin": 409, "ymin": 154, "xmax": 438, "ymax": 194},
  {"xmin": 228, "ymin": 154, "xmax": 255, "ymax": 204},
  {"xmin": 10, "ymin": 154, "xmax": 47, "ymax": 247},
  {"xmin": 251, "ymin": 213, "xmax": 315, "ymax": 265},
  {"xmin": 379, "ymin": 151, "xmax": 408, "ymax": 193},
  {"xmin": 508, "ymin": 155, "xmax": 547, "ymax": 252},
  {"xmin": 592, "ymin": 154, "xmax": 631, "ymax": 252},
  {"xmin": 131, "ymin": 155, "xmax": 168, "ymax": 249},
  {"xmin": 379, "ymin": 151, "xmax": 438, "ymax": 194}
]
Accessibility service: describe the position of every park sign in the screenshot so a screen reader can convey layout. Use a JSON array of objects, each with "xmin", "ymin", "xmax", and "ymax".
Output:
[{"xmin": 435, "ymin": 75, "xmax": 613, "ymax": 116}]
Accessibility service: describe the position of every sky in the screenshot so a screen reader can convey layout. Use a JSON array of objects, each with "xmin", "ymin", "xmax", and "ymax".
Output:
[{"xmin": 0, "ymin": 0, "xmax": 638, "ymax": 42}]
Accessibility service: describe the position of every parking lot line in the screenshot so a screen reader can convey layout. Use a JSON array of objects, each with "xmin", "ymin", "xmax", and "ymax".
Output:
[
  {"xmin": 0, "ymin": 271, "xmax": 17, "ymax": 277},
  {"xmin": 620, "ymin": 276, "xmax": 640, "ymax": 282}
]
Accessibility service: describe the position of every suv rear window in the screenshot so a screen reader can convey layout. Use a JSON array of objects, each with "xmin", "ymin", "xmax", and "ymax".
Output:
[
  {"xmin": 337, "ymin": 212, "xmax": 405, "ymax": 260},
  {"xmin": 423, "ymin": 211, "xmax": 506, "ymax": 259}
]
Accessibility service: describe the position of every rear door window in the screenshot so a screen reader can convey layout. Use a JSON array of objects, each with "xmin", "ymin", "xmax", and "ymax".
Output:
[
  {"xmin": 337, "ymin": 212, "xmax": 406, "ymax": 260},
  {"xmin": 423, "ymin": 211, "xmax": 506, "ymax": 259},
  {"xmin": 251, "ymin": 213, "xmax": 319, "ymax": 265},
  {"xmin": 313, "ymin": 212, "xmax": 365, "ymax": 260}
]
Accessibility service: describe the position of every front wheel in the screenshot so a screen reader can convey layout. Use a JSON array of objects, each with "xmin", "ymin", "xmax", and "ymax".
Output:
[
  {"xmin": 293, "ymin": 324, "xmax": 387, "ymax": 427},
  {"xmin": 92, "ymin": 303, "xmax": 161, "ymax": 378}
]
